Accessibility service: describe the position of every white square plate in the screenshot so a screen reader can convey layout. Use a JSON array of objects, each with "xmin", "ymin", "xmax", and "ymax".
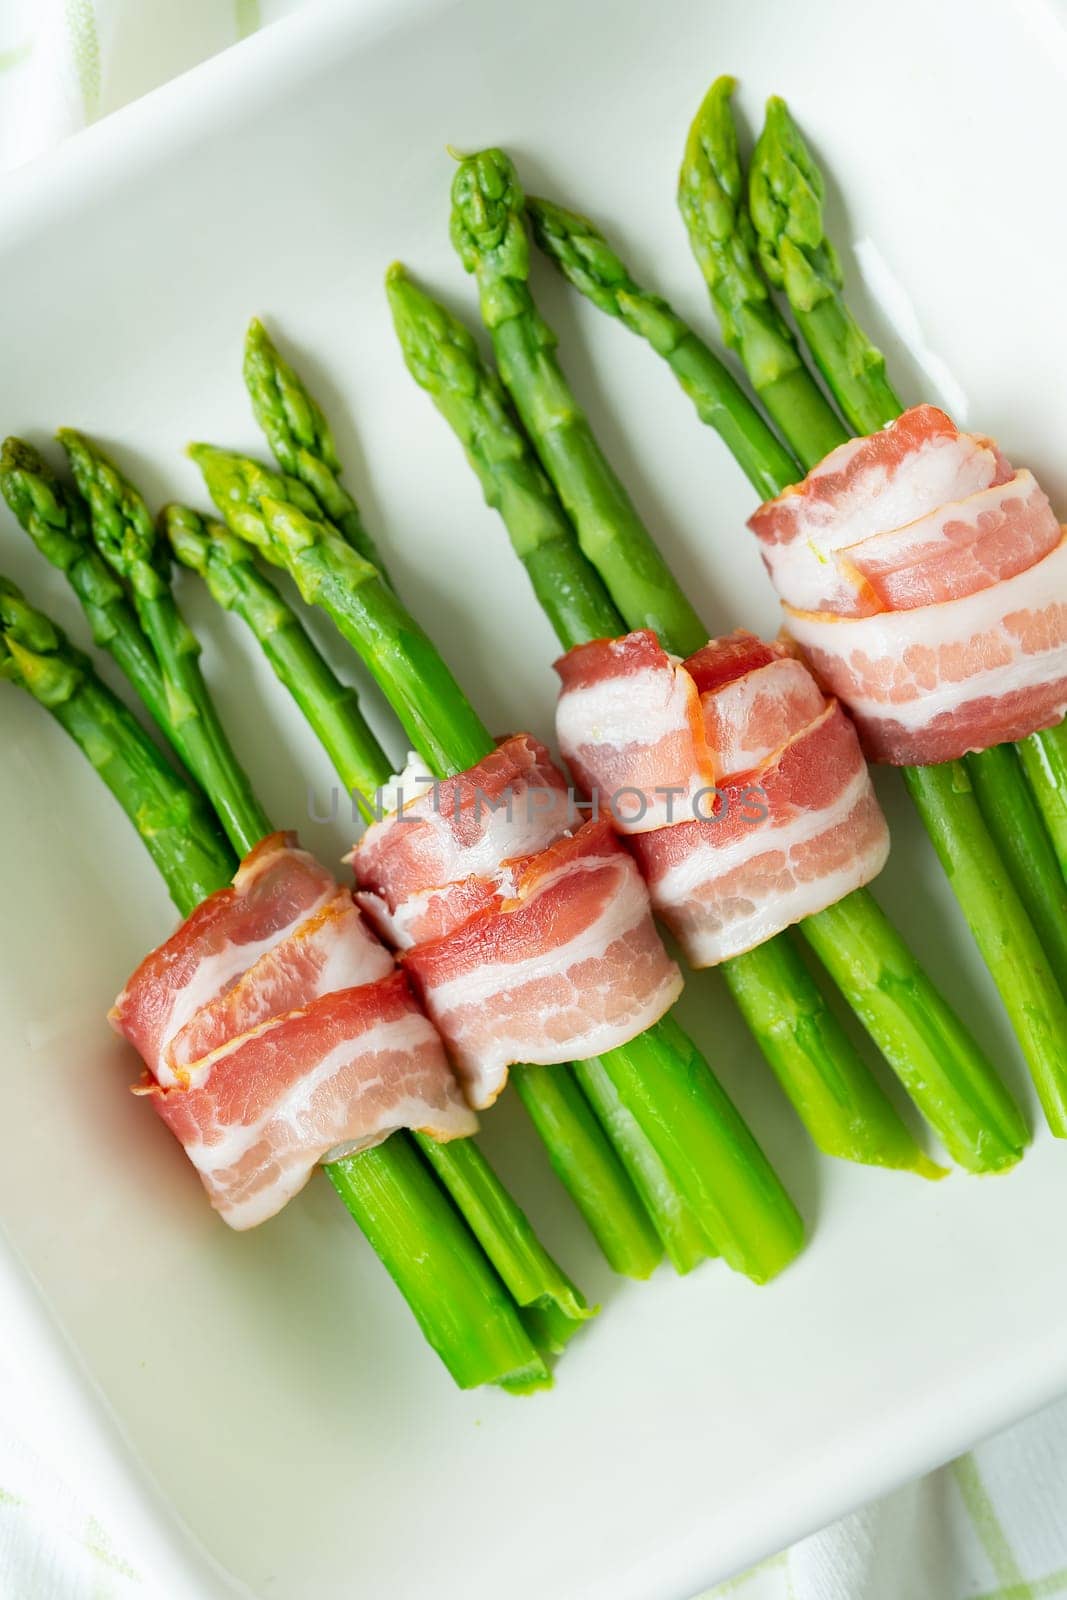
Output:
[{"xmin": 1, "ymin": 1, "xmax": 1066, "ymax": 1595}]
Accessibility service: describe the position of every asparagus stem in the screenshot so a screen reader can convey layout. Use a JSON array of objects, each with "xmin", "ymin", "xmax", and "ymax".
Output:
[
  {"xmin": 966, "ymin": 744, "xmax": 1067, "ymax": 994},
  {"xmin": 905, "ymin": 762, "xmax": 1067, "ymax": 1133},
  {"xmin": 0, "ymin": 438, "xmax": 177, "ymax": 754},
  {"xmin": 328, "ymin": 1138, "xmax": 549, "ymax": 1392},
  {"xmin": 197, "ymin": 446, "xmax": 802, "ymax": 1280},
  {"xmin": 413, "ymin": 1130, "xmax": 593, "ymax": 1348},
  {"xmin": 1019, "ymin": 724, "xmax": 1067, "ymax": 879},
  {"xmin": 191, "ymin": 445, "xmax": 491, "ymax": 777},
  {"xmin": 386, "ymin": 263, "xmax": 622, "ymax": 645},
  {"xmin": 162, "ymin": 507, "xmax": 593, "ymax": 1340},
  {"xmin": 163, "ymin": 504, "xmax": 388, "ymax": 822},
  {"xmin": 588, "ymin": 1018, "xmax": 804, "ymax": 1284},
  {"xmin": 243, "ymin": 318, "xmax": 389, "ymax": 576},
  {"xmin": 677, "ymin": 77, "xmax": 846, "ymax": 470},
  {"xmin": 721, "ymin": 938, "xmax": 942, "ymax": 1174},
  {"xmin": 511, "ymin": 1064, "xmax": 663, "ymax": 1278},
  {"xmin": 59, "ymin": 431, "xmax": 272, "ymax": 857},
  {"xmin": 801, "ymin": 891, "xmax": 1027, "ymax": 1171},
  {"xmin": 189, "ymin": 464, "xmax": 678, "ymax": 1284},
  {"xmin": 747, "ymin": 95, "xmax": 902, "ymax": 438},
  {"xmin": 450, "ymin": 148, "xmax": 709, "ymax": 657},
  {"xmin": 387, "ymin": 266, "xmax": 943, "ymax": 1177},
  {"xmin": 744, "ymin": 90, "xmax": 1067, "ymax": 1098},
  {"xmin": 526, "ymin": 201, "xmax": 798, "ymax": 500},
  {"xmin": 573, "ymin": 1057, "xmax": 714, "ymax": 1273},
  {"xmin": 0, "ymin": 577, "xmax": 234, "ymax": 917}
]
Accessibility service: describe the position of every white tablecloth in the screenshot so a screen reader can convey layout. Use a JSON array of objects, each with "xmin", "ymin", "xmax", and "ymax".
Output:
[{"xmin": 2, "ymin": 4, "xmax": 1066, "ymax": 1597}]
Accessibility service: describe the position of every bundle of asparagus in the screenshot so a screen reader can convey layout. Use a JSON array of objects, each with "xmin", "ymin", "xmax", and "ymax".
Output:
[{"xmin": 1, "ymin": 438, "xmax": 590, "ymax": 1391}]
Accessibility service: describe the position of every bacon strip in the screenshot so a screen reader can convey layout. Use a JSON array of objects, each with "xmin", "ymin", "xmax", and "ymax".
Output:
[
  {"xmin": 788, "ymin": 533, "xmax": 1067, "ymax": 764},
  {"xmin": 112, "ymin": 833, "xmax": 475, "ymax": 1229},
  {"xmin": 403, "ymin": 822, "xmax": 682, "ymax": 1106},
  {"xmin": 554, "ymin": 631, "xmax": 889, "ymax": 966},
  {"xmin": 749, "ymin": 407, "xmax": 1066, "ymax": 763},
  {"xmin": 151, "ymin": 973, "xmax": 476, "ymax": 1230},
  {"xmin": 350, "ymin": 735, "xmax": 573, "ymax": 946},
  {"xmin": 555, "ymin": 633, "xmax": 716, "ymax": 832}
]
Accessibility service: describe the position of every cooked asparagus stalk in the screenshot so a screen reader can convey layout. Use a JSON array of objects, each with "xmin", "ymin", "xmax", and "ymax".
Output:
[
  {"xmin": 450, "ymin": 147, "xmax": 707, "ymax": 657},
  {"xmin": 0, "ymin": 575, "xmax": 231, "ymax": 915},
  {"xmin": 1, "ymin": 438, "xmax": 176, "ymax": 756},
  {"xmin": 677, "ymin": 77, "xmax": 846, "ymax": 470},
  {"xmin": 59, "ymin": 429, "xmax": 272, "ymax": 855},
  {"xmin": 526, "ymin": 200, "xmax": 797, "ymax": 500},
  {"xmin": 244, "ymin": 318, "xmax": 388, "ymax": 575},
  {"xmin": 445, "ymin": 154, "xmax": 1027, "ymax": 1171},
  {"xmin": 387, "ymin": 262, "xmax": 941, "ymax": 1177},
  {"xmin": 0, "ymin": 576, "xmax": 546, "ymax": 1390},
  {"xmin": 195, "ymin": 444, "xmax": 805, "ymax": 1283}
]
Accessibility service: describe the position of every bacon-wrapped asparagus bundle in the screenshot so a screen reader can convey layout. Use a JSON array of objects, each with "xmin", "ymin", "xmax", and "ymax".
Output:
[
  {"xmin": 517, "ymin": 97, "xmax": 1067, "ymax": 1133},
  {"xmin": 0, "ymin": 576, "xmax": 557, "ymax": 1390},
  {"xmin": 386, "ymin": 262, "xmax": 1024, "ymax": 1176},
  {"xmin": 193, "ymin": 441, "xmax": 805, "ymax": 1286}
]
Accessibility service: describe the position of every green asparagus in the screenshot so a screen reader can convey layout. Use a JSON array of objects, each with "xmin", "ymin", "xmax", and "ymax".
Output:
[
  {"xmin": 527, "ymin": 200, "xmax": 797, "ymax": 500},
  {"xmin": 1, "ymin": 439, "xmax": 175, "ymax": 753},
  {"xmin": 0, "ymin": 576, "xmax": 231, "ymax": 916},
  {"xmin": 59, "ymin": 430, "xmax": 271, "ymax": 856},
  {"xmin": 244, "ymin": 318, "xmax": 388, "ymax": 575},
  {"xmin": 444, "ymin": 156, "xmax": 1026, "ymax": 1171},
  {"xmin": 0, "ymin": 578, "xmax": 544, "ymax": 1389},
  {"xmin": 195, "ymin": 445, "xmax": 805, "ymax": 1283},
  {"xmin": 388, "ymin": 263, "xmax": 942, "ymax": 1177},
  {"xmin": 450, "ymin": 147, "xmax": 708, "ymax": 657},
  {"xmin": 678, "ymin": 77, "xmax": 846, "ymax": 470}
]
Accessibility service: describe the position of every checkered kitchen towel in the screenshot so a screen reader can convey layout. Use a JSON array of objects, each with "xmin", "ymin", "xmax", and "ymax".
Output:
[{"xmin": 2, "ymin": 3, "xmax": 1067, "ymax": 1598}]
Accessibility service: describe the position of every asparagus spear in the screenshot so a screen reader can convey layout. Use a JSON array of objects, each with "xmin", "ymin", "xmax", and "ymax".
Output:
[
  {"xmin": 677, "ymin": 77, "xmax": 846, "ymax": 470},
  {"xmin": 58, "ymin": 430, "xmax": 272, "ymax": 856},
  {"xmin": 243, "ymin": 318, "xmax": 388, "ymax": 575},
  {"xmin": 0, "ymin": 576, "xmax": 232, "ymax": 916},
  {"xmin": 388, "ymin": 263, "xmax": 941, "ymax": 1177},
  {"xmin": 450, "ymin": 147, "xmax": 708, "ymax": 657},
  {"xmin": 0, "ymin": 577, "xmax": 546, "ymax": 1390},
  {"xmin": 161, "ymin": 505, "xmax": 635, "ymax": 1302},
  {"xmin": 1, "ymin": 439, "xmax": 176, "ymax": 754},
  {"xmin": 195, "ymin": 445, "xmax": 805, "ymax": 1283},
  {"xmin": 741, "ymin": 92, "xmax": 1067, "ymax": 1121},
  {"xmin": 447, "ymin": 152, "xmax": 1028, "ymax": 1172},
  {"xmin": 1019, "ymin": 725, "xmax": 1067, "ymax": 880},
  {"xmin": 526, "ymin": 202, "xmax": 797, "ymax": 501}
]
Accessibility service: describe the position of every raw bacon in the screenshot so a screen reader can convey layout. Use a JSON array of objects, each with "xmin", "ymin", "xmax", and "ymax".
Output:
[
  {"xmin": 348, "ymin": 738, "xmax": 682, "ymax": 1102},
  {"xmin": 749, "ymin": 407, "xmax": 1067, "ymax": 762},
  {"xmin": 112, "ymin": 833, "xmax": 475, "ymax": 1229},
  {"xmin": 555, "ymin": 630, "xmax": 889, "ymax": 965},
  {"xmin": 151, "ymin": 973, "xmax": 476, "ymax": 1230},
  {"xmin": 404, "ymin": 822, "xmax": 682, "ymax": 1107},
  {"xmin": 350, "ymin": 735, "xmax": 573, "ymax": 946}
]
